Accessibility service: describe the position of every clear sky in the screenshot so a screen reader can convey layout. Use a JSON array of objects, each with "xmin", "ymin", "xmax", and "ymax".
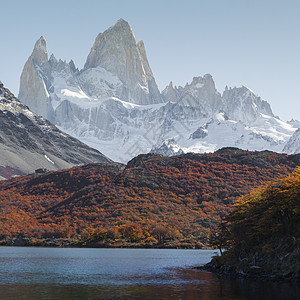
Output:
[{"xmin": 0, "ymin": 0, "xmax": 299, "ymax": 121}]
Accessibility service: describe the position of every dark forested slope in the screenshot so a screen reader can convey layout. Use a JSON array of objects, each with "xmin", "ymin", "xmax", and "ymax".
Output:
[{"xmin": 206, "ymin": 166, "xmax": 300, "ymax": 280}]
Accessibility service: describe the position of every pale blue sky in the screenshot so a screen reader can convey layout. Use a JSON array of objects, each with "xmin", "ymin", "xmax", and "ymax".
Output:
[{"xmin": 0, "ymin": 0, "xmax": 299, "ymax": 121}]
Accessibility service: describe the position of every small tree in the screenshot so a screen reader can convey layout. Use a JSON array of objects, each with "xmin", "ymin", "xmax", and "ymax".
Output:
[{"xmin": 208, "ymin": 223, "xmax": 232, "ymax": 256}]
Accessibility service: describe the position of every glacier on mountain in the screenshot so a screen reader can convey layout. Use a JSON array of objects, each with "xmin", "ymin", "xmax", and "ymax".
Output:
[{"xmin": 18, "ymin": 19, "xmax": 298, "ymax": 162}]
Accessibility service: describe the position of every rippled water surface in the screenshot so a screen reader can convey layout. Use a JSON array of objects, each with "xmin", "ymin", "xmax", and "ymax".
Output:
[{"xmin": 0, "ymin": 247, "xmax": 298, "ymax": 299}]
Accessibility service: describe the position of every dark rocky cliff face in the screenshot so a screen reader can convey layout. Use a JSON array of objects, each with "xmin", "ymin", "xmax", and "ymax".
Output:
[
  {"xmin": 203, "ymin": 236, "xmax": 300, "ymax": 282},
  {"xmin": 0, "ymin": 83, "xmax": 111, "ymax": 178}
]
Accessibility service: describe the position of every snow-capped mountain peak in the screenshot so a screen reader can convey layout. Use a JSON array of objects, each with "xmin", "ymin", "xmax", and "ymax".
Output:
[
  {"xmin": 84, "ymin": 18, "xmax": 135, "ymax": 71},
  {"xmin": 222, "ymin": 85, "xmax": 274, "ymax": 123},
  {"xmin": 83, "ymin": 19, "xmax": 162, "ymax": 105},
  {"xmin": 18, "ymin": 20, "xmax": 299, "ymax": 161}
]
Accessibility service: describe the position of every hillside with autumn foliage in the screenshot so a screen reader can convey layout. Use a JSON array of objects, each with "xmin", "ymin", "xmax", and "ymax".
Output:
[
  {"xmin": 206, "ymin": 166, "xmax": 300, "ymax": 280},
  {"xmin": 0, "ymin": 147, "xmax": 299, "ymax": 248}
]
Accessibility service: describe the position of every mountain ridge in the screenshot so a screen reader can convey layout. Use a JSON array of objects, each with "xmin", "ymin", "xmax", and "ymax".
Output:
[{"xmin": 0, "ymin": 83, "xmax": 111, "ymax": 179}]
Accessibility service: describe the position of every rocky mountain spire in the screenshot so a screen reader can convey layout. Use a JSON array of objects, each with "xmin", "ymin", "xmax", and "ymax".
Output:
[
  {"xmin": 84, "ymin": 19, "xmax": 162, "ymax": 105},
  {"xmin": 31, "ymin": 36, "xmax": 49, "ymax": 67},
  {"xmin": 137, "ymin": 40, "xmax": 161, "ymax": 103},
  {"xmin": 18, "ymin": 36, "xmax": 54, "ymax": 122},
  {"xmin": 84, "ymin": 19, "xmax": 135, "ymax": 71},
  {"xmin": 137, "ymin": 40, "xmax": 153, "ymax": 77}
]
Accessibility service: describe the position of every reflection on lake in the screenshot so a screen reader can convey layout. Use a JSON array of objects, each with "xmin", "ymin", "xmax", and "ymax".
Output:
[{"xmin": 0, "ymin": 247, "xmax": 298, "ymax": 299}]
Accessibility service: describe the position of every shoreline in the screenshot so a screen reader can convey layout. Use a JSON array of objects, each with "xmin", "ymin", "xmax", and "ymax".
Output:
[
  {"xmin": 0, "ymin": 238, "xmax": 213, "ymax": 250},
  {"xmin": 197, "ymin": 257, "xmax": 300, "ymax": 283}
]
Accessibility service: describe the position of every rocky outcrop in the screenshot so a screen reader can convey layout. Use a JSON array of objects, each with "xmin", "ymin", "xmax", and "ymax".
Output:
[
  {"xmin": 150, "ymin": 139, "xmax": 184, "ymax": 156},
  {"xmin": 201, "ymin": 237, "xmax": 300, "ymax": 282}
]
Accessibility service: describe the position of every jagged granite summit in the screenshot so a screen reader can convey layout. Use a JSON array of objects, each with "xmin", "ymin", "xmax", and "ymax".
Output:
[
  {"xmin": 18, "ymin": 19, "xmax": 298, "ymax": 162},
  {"xmin": 84, "ymin": 19, "xmax": 162, "ymax": 105},
  {"xmin": 0, "ymin": 83, "xmax": 110, "ymax": 178}
]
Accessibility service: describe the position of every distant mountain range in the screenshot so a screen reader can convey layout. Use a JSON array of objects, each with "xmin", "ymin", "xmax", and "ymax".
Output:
[
  {"xmin": 18, "ymin": 19, "xmax": 299, "ymax": 162},
  {"xmin": 0, "ymin": 82, "xmax": 110, "ymax": 179}
]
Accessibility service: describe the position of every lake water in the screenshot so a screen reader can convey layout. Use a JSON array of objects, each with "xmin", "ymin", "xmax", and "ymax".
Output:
[{"xmin": 0, "ymin": 247, "xmax": 298, "ymax": 299}]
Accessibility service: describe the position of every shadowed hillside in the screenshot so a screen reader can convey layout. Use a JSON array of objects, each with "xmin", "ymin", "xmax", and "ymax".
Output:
[{"xmin": 206, "ymin": 166, "xmax": 300, "ymax": 280}]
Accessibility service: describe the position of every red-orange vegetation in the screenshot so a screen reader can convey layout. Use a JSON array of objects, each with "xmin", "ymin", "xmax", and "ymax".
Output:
[{"xmin": 0, "ymin": 148, "xmax": 299, "ymax": 247}]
